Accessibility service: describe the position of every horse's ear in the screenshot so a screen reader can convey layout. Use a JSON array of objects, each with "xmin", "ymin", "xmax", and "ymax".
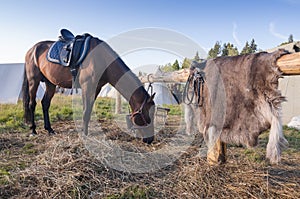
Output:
[{"xmin": 149, "ymin": 93, "xmax": 156, "ymax": 102}]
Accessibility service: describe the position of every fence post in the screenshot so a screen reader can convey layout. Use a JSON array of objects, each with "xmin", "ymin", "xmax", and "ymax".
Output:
[{"xmin": 115, "ymin": 92, "xmax": 122, "ymax": 114}]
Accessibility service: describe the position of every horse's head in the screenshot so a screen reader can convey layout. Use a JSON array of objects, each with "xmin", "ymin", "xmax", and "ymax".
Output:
[{"xmin": 130, "ymin": 93, "xmax": 156, "ymax": 144}]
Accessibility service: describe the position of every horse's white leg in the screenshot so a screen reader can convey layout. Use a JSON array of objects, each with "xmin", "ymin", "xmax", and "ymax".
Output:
[
  {"xmin": 205, "ymin": 125, "xmax": 227, "ymax": 164},
  {"xmin": 266, "ymin": 112, "xmax": 288, "ymax": 164},
  {"xmin": 82, "ymin": 93, "xmax": 95, "ymax": 135},
  {"xmin": 184, "ymin": 104, "xmax": 193, "ymax": 135},
  {"xmin": 79, "ymin": 75, "xmax": 98, "ymax": 136}
]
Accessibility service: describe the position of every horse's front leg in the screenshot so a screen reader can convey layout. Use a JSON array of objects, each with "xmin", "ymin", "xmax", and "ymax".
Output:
[
  {"xmin": 184, "ymin": 104, "xmax": 193, "ymax": 135},
  {"xmin": 41, "ymin": 82, "xmax": 56, "ymax": 135},
  {"xmin": 80, "ymin": 77, "xmax": 98, "ymax": 136},
  {"xmin": 82, "ymin": 94, "xmax": 95, "ymax": 135}
]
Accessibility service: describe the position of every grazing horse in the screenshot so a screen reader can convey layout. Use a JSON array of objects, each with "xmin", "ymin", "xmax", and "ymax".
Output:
[{"xmin": 22, "ymin": 34, "xmax": 156, "ymax": 144}]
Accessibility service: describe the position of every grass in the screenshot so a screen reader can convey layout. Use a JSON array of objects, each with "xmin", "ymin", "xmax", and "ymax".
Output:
[
  {"xmin": 0, "ymin": 169, "xmax": 10, "ymax": 186},
  {"xmin": 0, "ymin": 95, "xmax": 299, "ymax": 198},
  {"xmin": 0, "ymin": 103, "xmax": 26, "ymax": 132},
  {"xmin": 105, "ymin": 185, "xmax": 156, "ymax": 199},
  {"xmin": 164, "ymin": 104, "xmax": 183, "ymax": 116},
  {"xmin": 243, "ymin": 148, "xmax": 265, "ymax": 163},
  {"xmin": 0, "ymin": 95, "xmax": 118, "ymax": 133}
]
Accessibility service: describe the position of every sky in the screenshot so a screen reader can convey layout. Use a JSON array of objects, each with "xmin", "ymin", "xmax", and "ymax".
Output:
[{"xmin": 0, "ymin": 0, "xmax": 299, "ymax": 69}]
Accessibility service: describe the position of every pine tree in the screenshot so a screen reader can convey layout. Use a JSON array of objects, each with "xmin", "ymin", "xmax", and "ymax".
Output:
[
  {"xmin": 228, "ymin": 45, "xmax": 239, "ymax": 56},
  {"xmin": 172, "ymin": 59, "xmax": 180, "ymax": 71},
  {"xmin": 222, "ymin": 43, "xmax": 229, "ymax": 56},
  {"xmin": 182, "ymin": 58, "xmax": 191, "ymax": 69},
  {"xmin": 221, "ymin": 43, "xmax": 239, "ymax": 56},
  {"xmin": 250, "ymin": 39, "xmax": 257, "ymax": 53},
  {"xmin": 194, "ymin": 51, "xmax": 201, "ymax": 62},
  {"xmin": 240, "ymin": 40, "xmax": 257, "ymax": 55},
  {"xmin": 288, "ymin": 34, "xmax": 294, "ymax": 43},
  {"xmin": 208, "ymin": 41, "xmax": 221, "ymax": 58},
  {"xmin": 279, "ymin": 34, "xmax": 295, "ymax": 46},
  {"xmin": 160, "ymin": 63, "xmax": 173, "ymax": 72}
]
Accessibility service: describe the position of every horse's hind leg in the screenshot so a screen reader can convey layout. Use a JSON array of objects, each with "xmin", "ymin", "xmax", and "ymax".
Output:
[
  {"xmin": 42, "ymin": 81, "xmax": 56, "ymax": 135},
  {"xmin": 205, "ymin": 125, "xmax": 227, "ymax": 165},
  {"xmin": 27, "ymin": 74, "xmax": 41, "ymax": 135},
  {"xmin": 28, "ymin": 89, "xmax": 38, "ymax": 135}
]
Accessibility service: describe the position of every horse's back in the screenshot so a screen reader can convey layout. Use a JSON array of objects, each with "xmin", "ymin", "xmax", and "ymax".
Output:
[
  {"xmin": 26, "ymin": 40, "xmax": 73, "ymax": 88},
  {"xmin": 25, "ymin": 37, "xmax": 103, "ymax": 88},
  {"xmin": 26, "ymin": 40, "xmax": 53, "ymax": 58}
]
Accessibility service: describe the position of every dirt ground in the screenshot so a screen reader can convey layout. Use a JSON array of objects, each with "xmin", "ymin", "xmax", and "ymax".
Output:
[{"xmin": 0, "ymin": 119, "xmax": 299, "ymax": 199}]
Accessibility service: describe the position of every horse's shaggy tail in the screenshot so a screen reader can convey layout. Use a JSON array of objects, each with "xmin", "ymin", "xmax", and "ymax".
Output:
[
  {"xmin": 22, "ymin": 65, "xmax": 31, "ymax": 123},
  {"xmin": 266, "ymin": 110, "xmax": 288, "ymax": 164}
]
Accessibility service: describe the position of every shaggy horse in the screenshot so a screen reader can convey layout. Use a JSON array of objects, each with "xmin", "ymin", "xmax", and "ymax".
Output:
[{"xmin": 184, "ymin": 50, "xmax": 289, "ymax": 164}]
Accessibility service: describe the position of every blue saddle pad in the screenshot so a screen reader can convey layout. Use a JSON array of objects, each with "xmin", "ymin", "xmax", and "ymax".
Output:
[
  {"xmin": 47, "ymin": 29, "xmax": 92, "ymax": 68},
  {"xmin": 47, "ymin": 41, "xmax": 69, "ymax": 66}
]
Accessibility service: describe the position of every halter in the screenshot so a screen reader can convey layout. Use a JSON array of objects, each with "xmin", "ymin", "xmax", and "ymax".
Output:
[
  {"xmin": 130, "ymin": 96, "xmax": 150, "ymax": 128},
  {"xmin": 128, "ymin": 82, "xmax": 154, "ymax": 129}
]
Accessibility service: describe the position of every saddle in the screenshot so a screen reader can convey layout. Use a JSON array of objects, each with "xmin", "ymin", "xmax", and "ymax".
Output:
[{"xmin": 47, "ymin": 29, "xmax": 92, "ymax": 78}]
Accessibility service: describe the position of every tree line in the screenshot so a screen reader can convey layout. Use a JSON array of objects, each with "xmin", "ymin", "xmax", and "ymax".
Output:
[
  {"xmin": 207, "ymin": 39, "xmax": 258, "ymax": 58},
  {"xmin": 160, "ymin": 34, "xmax": 295, "ymax": 72}
]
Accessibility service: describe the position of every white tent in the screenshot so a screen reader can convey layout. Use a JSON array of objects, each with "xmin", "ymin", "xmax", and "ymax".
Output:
[
  {"xmin": 0, "ymin": 63, "xmax": 45, "ymax": 104},
  {"xmin": 145, "ymin": 68, "xmax": 179, "ymax": 105},
  {"xmin": 287, "ymin": 115, "xmax": 300, "ymax": 130},
  {"xmin": 98, "ymin": 83, "xmax": 126, "ymax": 100},
  {"xmin": 98, "ymin": 82, "xmax": 178, "ymax": 105},
  {"xmin": 145, "ymin": 82, "xmax": 178, "ymax": 105},
  {"xmin": 99, "ymin": 83, "xmax": 113, "ymax": 97}
]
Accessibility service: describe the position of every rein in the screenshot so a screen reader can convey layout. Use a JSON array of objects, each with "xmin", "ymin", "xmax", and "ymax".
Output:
[{"xmin": 183, "ymin": 68, "xmax": 205, "ymax": 106}]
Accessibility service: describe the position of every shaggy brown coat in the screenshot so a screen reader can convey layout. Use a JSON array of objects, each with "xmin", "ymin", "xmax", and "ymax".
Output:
[{"xmin": 185, "ymin": 50, "xmax": 289, "ymax": 163}]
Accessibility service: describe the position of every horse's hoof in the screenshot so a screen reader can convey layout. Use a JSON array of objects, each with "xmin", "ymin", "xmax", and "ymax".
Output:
[
  {"xmin": 142, "ymin": 136, "xmax": 154, "ymax": 144},
  {"xmin": 29, "ymin": 132, "xmax": 37, "ymax": 137},
  {"xmin": 48, "ymin": 129, "xmax": 56, "ymax": 136}
]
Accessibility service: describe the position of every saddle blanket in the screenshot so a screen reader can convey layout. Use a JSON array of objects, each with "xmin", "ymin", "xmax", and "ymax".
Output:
[
  {"xmin": 47, "ymin": 29, "xmax": 91, "ymax": 67},
  {"xmin": 47, "ymin": 41, "xmax": 68, "ymax": 66}
]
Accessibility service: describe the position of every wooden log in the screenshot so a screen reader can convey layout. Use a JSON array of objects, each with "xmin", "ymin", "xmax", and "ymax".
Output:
[
  {"xmin": 277, "ymin": 52, "xmax": 300, "ymax": 75},
  {"xmin": 139, "ymin": 68, "xmax": 190, "ymax": 83}
]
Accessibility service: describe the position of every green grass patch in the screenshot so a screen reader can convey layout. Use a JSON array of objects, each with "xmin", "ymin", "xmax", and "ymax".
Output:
[
  {"xmin": 243, "ymin": 148, "xmax": 265, "ymax": 163},
  {"xmin": 0, "ymin": 169, "xmax": 11, "ymax": 185},
  {"xmin": 105, "ymin": 185, "xmax": 156, "ymax": 199},
  {"xmin": 0, "ymin": 102, "xmax": 27, "ymax": 132},
  {"xmin": 163, "ymin": 104, "xmax": 183, "ymax": 115},
  {"xmin": 0, "ymin": 95, "xmax": 123, "ymax": 132},
  {"xmin": 22, "ymin": 143, "xmax": 38, "ymax": 155},
  {"xmin": 0, "ymin": 169, "xmax": 10, "ymax": 176},
  {"xmin": 283, "ymin": 125, "xmax": 300, "ymax": 151}
]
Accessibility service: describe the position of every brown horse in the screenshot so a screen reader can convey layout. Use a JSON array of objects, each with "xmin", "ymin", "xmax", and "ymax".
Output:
[{"xmin": 22, "ymin": 35, "xmax": 155, "ymax": 144}]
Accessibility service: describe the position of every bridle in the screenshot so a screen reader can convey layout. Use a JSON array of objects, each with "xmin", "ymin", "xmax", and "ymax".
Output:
[
  {"xmin": 128, "ymin": 82, "xmax": 154, "ymax": 130},
  {"xmin": 183, "ymin": 67, "xmax": 205, "ymax": 106},
  {"xmin": 130, "ymin": 96, "xmax": 150, "ymax": 128}
]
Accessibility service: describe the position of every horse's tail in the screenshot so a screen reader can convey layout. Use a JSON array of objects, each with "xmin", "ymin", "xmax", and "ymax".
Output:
[
  {"xmin": 22, "ymin": 64, "xmax": 31, "ymax": 123},
  {"xmin": 266, "ymin": 104, "xmax": 288, "ymax": 164}
]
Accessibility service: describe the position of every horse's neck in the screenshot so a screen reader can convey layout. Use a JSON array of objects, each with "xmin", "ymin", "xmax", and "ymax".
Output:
[
  {"xmin": 93, "ymin": 40, "xmax": 149, "ymax": 111},
  {"xmin": 107, "ymin": 58, "xmax": 148, "ymax": 111},
  {"xmin": 115, "ymin": 74, "xmax": 148, "ymax": 112}
]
